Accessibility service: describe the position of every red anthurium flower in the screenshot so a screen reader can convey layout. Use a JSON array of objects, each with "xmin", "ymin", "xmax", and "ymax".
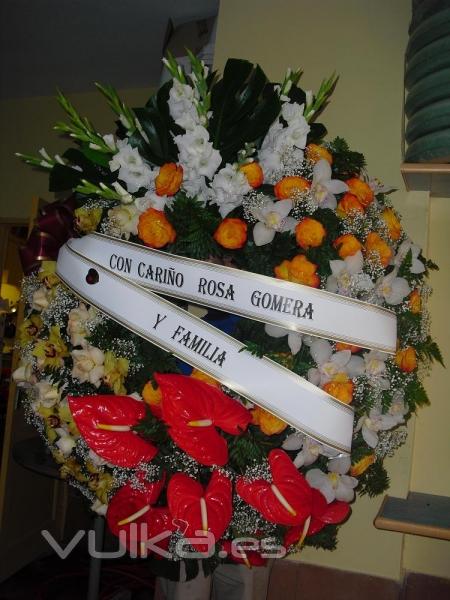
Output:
[
  {"xmin": 69, "ymin": 395, "xmax": 157, "ymax": 467},
  {"xmin": 106, "ymin": 474, "xmax": 174, "ymax": 558},
  {"xmin": 236, "ymin": 449, "xmax": 313, "ymax": 526},
  {"xmin": 284, "ymin": 489, "xmax": 350, "ymax": 547},
  {"xmin": 155, "ymin": 374, "xmax": 251, "ymax": 466},
  {"xmin": 220, "ymin": 540, "xmax": 267, "ymax": 568},
  {"xmin": 167, "ymin": 470, "xmax": 232, "ymax": 553}
]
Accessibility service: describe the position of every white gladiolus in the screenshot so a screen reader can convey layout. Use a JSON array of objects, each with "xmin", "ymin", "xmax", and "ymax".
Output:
[{"xmin": 210, "ymin": 163, "xmax": 251, "ymax": 217}]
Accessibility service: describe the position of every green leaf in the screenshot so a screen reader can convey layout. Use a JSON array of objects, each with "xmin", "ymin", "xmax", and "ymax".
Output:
[
  {"xmin": 405, "ymin": 377, "xmax": 430, "ymax": 410},
  {"xmin": 49, "ymin": 164, "xmax": 83, "ymax": 192}
]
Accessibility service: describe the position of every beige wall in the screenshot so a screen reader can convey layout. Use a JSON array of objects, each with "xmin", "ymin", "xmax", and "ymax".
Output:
[
  {"xmin": 0, "ymin": 87, "xmax": 154, "ymax": 221},
  {"xmin": 215, "ymin": 0, "xmax": 449, "ymax": 581}
]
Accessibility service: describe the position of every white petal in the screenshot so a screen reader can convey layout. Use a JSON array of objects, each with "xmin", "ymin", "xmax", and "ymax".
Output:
[
  {"xmin": 274, "ymin": 199, "xmax": 293, "ymax": 218},
  {"xmin": 310, "ymin": 339, "xmax": 333, "ymax": 365},
  {"xmin": 305, "ymin": 468, "xmax": 326, "ymax": 488},
  {"xmin": 313, "ymin": 159, "xmax": 331, "ymax": 183},
  {"xmin": 287, "ymin": 332, "xmax": 302, "ymax": 355},
  {"xmin": 326, "ymin": 179, "xmax": 349, "ymax": 194},
  {"xmin": 328, "ymin": 455, "xmax": 351, "ymax": 474},
  {"xmin": 265, "ymin": 323, "xmax": 289, "ymax": 338},
  {"xmin": 253, "ymin": 222, "xmax": 276, "ymax": 246},
  {"xmin": 362, "ymin": 426, "xmax": 378, "ymax": 448},
  {"xmin": 332, "ymin": 350, "xmax": 352, "ymax": 369},
  {"xmin": 346, "ymin": 251, "xmax": 364, "ymax": 274},
  {"xmin": 281, "ymin": 216, "xmax": 298, "ymax": 233},
  {"xmin": 307, "ymin": 367, "xmax": 321, "ymax": 386},
  {"xmin": 348, "ymin": 356, "xmax": 365, "ymax": 378},
  {"xmin": 335, "ymin": 481, "xmax": 356, "ymax": 502},
  {"xmin": 330, "ymin": 260, "xmax": 345, "ymax": 276},
  {"xmin": 282, "ymin": 433, "xmax": 304, "ymax": 451}
]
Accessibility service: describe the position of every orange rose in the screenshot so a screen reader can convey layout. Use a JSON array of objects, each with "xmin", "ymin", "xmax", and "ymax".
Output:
[
  {"xmin": 333, "ymin": 234, "xmax": 363, "ymax": 258},
  {"xmin": 350, "ymin": 453, "xmax": 376, "ymax": 477},
  {"xmin": 295, "ymin": 218, "xmax": 326, "ymax": 250},
  {"xmin": 142, "ymin": 380, "xmax": 162, "ymax": 414},
  {"xmin": 155, "ymin": 163, "xmax": 183, "ymax": 196},
  {"xmin": 336, "ymin": 193, "xmax": 365, "ymax": 218},
  {"xmin": 346, "ymin": 178, "xmax": 374, "ymax": 208},
  {"xmin": 274, "ymin": 176, "xmax": 310, "ymax": 200},
  {"xmin": 252, "ymin": 406, "xmax": 287, "ymax": 436},
  {"xmin": 335, "ymin": 342, "xmax": 361, "ymax": 354},
  {"xmin": 409, "ymin": 289, "xmax": 421, "ymax": 314},
  {"xmin": 381, "ymin": 208, "xmax": 402, "ymax": 241},
  {"xmin": 395, "ymin": 347, "xmax": 417, "ymax": 372},
  {"xmin": 364, "ymin": 232, "xmax": 393, "ymax": 267},
  {"xmin": 306, "ymin": 143, "xmax": 333, "ymax": 165},
  {"xmin": 239, "ymin": 162, "xmax": 264, "ymax": 188},
  {"xmin": 190, "ymin": 368, "xmax": 220, "ymax": 388},
  {"xmin": 213, "ymin": 218, "xmax": 247, "ymax": 249},
  {"xmin": 274, "ymin": 254, "xmax": 320, "ymax": 288},
  {"xmin": 138, "ymin": 208, "xmax": 176, "ymax": 248},
  {"xmin": 322, "ymin": 373, "xmax": 354, "ymax": 404}
]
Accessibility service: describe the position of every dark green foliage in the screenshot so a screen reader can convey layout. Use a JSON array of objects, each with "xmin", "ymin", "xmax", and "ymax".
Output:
[
  {"xmin": 307, "ymin": 122, "xmax": 327, "ymax": 144},
  {"xmin": 235, "ymin": 232, "xmax": 297, "ymax": 276},
  {"xmin": 165, "ymin": 193, "xmax": 222, "ymax": 259},
  {"xmin": 357, "ymin": 460, "xmax": 390, "ymax": 497},
  {"xmin": 133, "ymin": 405, "xmax": 169, "ymax": 445},
  {"xmin": 405, "ymin": 377, "xmax": 430, "ymax": 409},
  {"xmin": 304, "ymin": 524, "xmax": 338, "ymax": 551},
  {"xmin": 209, "ymin": 59, "xmax": 281, "ymax": 163},
  {"xmin": 328, "ymin": 136, "xmax": 366, "ymax": 179},
  {"xmin": 417, "ymin": 335, "xmax": 444, "ymax": 367},
  {"xmin": 228, "ymin": 430, "xmax": 267, "ymax": 472}
]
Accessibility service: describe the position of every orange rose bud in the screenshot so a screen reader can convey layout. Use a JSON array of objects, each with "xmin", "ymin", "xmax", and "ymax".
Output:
[
  {"xmin": 409, "ymin": 289, "xmax": 422, "ymax": 314},
  {"xmin": 239, "ymin": 161, "xmax": 264, "ymax": 188},
  {"xmin": 138, "ymin": 208, "xmax": 176, "ymax": 248},
  {"xmin": 155, "ymin": 163, "xmax": 183, "ymax": 196},
  {"xmin": 322, "ymin": 374, "xmax": 354, "ymax": 404},
  {"xmin": 142, "ymin": 381, "xmax": 162, "ymax": 409},
  {"xmin": 346, "ymin": 178, "xmax": 374, "ymax": 208},
  {"xmin": 381, "ymin": 208, "xmax": 402, "ymax": 241},
  {"xmin": 275, "ymin": 254, "xmax": 320, "ymax": 288},
  {"xmin": 350, "ymin": 453, "xmax": 376, "ymax": 477},
  {"xmin": 306, "ymin": 143, "xmax": 333, "ymax": 165},
  {"xmin": 190, "ymin": 368, "xmax": 220, "ymax": 388},
  {"xmin": 395, "ymin": 347, "xmax": 417, "ymax": 372},
  {"xmin": 252, "ymin": 406, "xmax": 288, "ymax": 436},
  {"xmin": 336, "ymin": 193, "xmax": 365, "ymax": 218},
  {"xmin": 333, "ymin": 234, "xmax": 363, "ymax": 258},
  {"xmin": 295, "ymin": 217, "xmax": 326, "ymax": 250},
  {"xmin": 274, "ymin": 176, "xmax": 310, "ymax": 200},
  {"xmin": 364, "ymin": 232, "xmax": 393, "ymax": 267},
  {"xmin": 335, "ymin": 342, "xmax": 362, "ymax": 354},
  {"xmin": 213, "ymin": 218, "xmax": 247, "ymax": 249}
]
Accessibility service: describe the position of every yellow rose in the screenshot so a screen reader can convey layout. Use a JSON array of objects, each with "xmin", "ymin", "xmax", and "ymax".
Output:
[
  {"xmin": 395, "ymin": 347, "xmax": 417, "ymax": 372},
  {"xmin": 214, "ymin": 218, "xmax": 247, "ymax": 249},
  {"xmin": 333, "ymin": 234, "xmax": 362, "ymax": 258},
  {"xmin": 364, "ymin": 232, "xmax": 393, "ymax": 267},
  {"xmin": 306, "ymin": 143, "xmax": 333, "ymax": 164},
  {"xmin": 155, "ymin": 163, "xmax": 183, "ymax": 196},
  {"xmin": 138, "ymin": 208, "xmax": 176, "ymax": 248},
  {"xmin": 275, "ymin": 254, "xmax": 320, "ymax": 288},
  {"xmin": 350, "ymin": 453, "xmax": 376, "ymax": 476},
  {"xmin": 409, "ymin": 289, "xmax": 421, "ymax": 314},
  {"xmin": 295, "ymin": 217, "xmax": 326, "ymax": 250},
  {"xmin": 381, "ymin": 208, "xmax": 402, "ymax": 241},
  {"xmin": 346, "ymin": 178, "xmax": 374, "ymax": 208},
  {"xmin": 274, "ymin": 176, "xmax": 310, "ymax": 200},
  {"xmin": 252, "ymin": 406, "xmax": 287, "ymax": 435},
  {"xmin": 336, "ymin": 193, "xmax": 365, "ymax": 218},
  {"xmin": 322, "ymin": 373, "xmax": 354, "ymax": 404},
  {"xmin": 239, "ymin": 161, "xmax": 264, "ymax": 188}
]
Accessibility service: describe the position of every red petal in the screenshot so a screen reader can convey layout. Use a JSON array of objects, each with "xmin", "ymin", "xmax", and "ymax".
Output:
[
  {"xmin": 169, "ymin": 425, "xmax": 229, "ymax": 466},
  {"xmin": 106, "ymin": 477, "xmax": 165, "ymax": 539},
  {"xmin": 122, "ymin": 508, "xmax": 173, "ymax": 558},
  {"xmin": 155, "ymin": 373, "xmax": 251, "ymax": 433},
  {"xmin": 167, "ymin": 471, "xmax": 232, "ymax": 553},
  {"xmin": 69, "ymin": 395, "xmax": 157, "ymax": 467},
  {"xmin": 236, "ymin": 450, "xmax": 313, "ymax": 526}
]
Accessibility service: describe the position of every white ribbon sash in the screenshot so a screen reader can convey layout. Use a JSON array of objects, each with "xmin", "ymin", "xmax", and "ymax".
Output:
[
  {"xmin": 69, "ymin": 233, "xmax": 396, "ymax": 353},
  {"xmin": 57, "ymin": 237, "xmax": 356, "ymax": 455}
]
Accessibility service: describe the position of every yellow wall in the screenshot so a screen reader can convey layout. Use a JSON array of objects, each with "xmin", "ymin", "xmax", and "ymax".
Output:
[
  {"xmin": 0, "ymin": 87, "xmax": 154, "ymax": 221},
  {"xmin": 214, "ymin": 0, "xmax": 449, "ymax": 581}
]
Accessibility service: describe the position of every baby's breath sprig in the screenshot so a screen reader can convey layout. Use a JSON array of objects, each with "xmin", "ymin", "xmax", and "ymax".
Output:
[
  {"xmin": 54, "ymin": 90, "xmax": 115, "ymax": 154},
  {"xmin": 304, "ymin": 73, "xmax": 338, "ymax": 121}
]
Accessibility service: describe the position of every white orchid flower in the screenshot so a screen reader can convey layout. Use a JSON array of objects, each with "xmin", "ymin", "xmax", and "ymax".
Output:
[
  {"xmin": 252, "ymin": 198, "xmax": 297, "ymax": 246},
  {"xmin": 264, "ymin": 323, "xmax": 303, "ymax": 355},
  {"xmin": 326, "ymin": 251, "xmax": 373, "ymax": 296},
  {"xmin": 389, "ymin": 390, "xmax": 408, "ymax": 425},
  {"xmin": 363, "ymin": 350, "xmax": 390, "ymax": 390},
  {"xmin": 54, "ymin": 428, "xmax": 76, "ymax": 456},
  {"xmin": 107, "ymin": 203, "xmax": 140, "ymax": 239},
  {"xmin": 356, "ymin": 408, "xmax": 398, "ymax": 448},
  {"xmin": 375, "ymin": 269, "xmax": 410, "ymax": 305},
  {"xmin": 311, "ymin": 159, "xmax": 348, "ymax": 209},
  {"xmin": 306, "ymin": 466, "xmax": 358, "ymax": 503},
  {"xmin": 71, "ymin": 345, "xmax": 105, "ymax": 388},
  {"xmin": 68, "ymin": 303, "xmax": 96, "ymax": 347},
  {"xmin": 307, "ymin": 339, "xmax": 363, "ymax": 386},
  {"xmin": 282, "ymin": 431, "xmax": 304, "ymax": 451},
  {"xmin": 394, "ymin": 240, "xmax": 425, "ymax": 274},
  {"xmin": 293, "ymin": 436, "xmax": 323, "ymax": 467}
]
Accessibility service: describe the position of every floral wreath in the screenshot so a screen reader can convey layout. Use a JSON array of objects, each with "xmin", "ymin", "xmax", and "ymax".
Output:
[{"xmin": 15, "ymin": 53, "xmax": 442, "ymax": 573}]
